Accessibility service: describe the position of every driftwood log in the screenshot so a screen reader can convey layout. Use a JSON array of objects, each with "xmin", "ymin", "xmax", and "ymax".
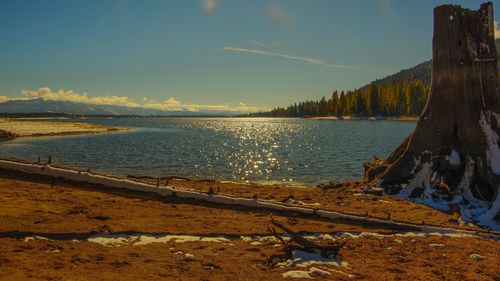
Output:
[{"xmin": 364, "ymin": 3, "xmax": 500, "ymax": 227}]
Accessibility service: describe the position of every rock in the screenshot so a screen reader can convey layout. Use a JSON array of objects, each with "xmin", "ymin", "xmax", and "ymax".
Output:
[
  {"xmin": 184, "ymin": 253, "xmax": 195, "ymax": 261},
  {"xmin": 469, "ymin": 254, "xmax": 487, "ymax": 260}
]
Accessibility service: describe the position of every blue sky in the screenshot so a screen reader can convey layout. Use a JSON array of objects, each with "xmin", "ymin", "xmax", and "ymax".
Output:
[{"xmin": 0, "ymin": 0, "xmax": 499, "ymax": 112}]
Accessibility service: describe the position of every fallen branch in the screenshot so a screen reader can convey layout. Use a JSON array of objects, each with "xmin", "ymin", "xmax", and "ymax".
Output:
[{"xmin": 270, "ymin": 218, "xmax": 344, "ymax": 258}]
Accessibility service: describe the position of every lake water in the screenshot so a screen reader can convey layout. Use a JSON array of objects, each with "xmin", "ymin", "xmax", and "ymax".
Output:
[{"xmin": 0, "ymin": 118, "xmax": 415, "ymax": 186}]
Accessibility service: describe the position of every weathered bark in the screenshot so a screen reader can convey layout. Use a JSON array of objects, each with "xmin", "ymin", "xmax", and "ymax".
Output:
[{"xmin": 365, "ymin": 2, "xmax": 500, "ymax": 228}]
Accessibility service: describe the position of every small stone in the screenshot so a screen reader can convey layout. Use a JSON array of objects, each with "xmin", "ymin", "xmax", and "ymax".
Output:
[
  {"xmin": 469, "ymin": 254, "xmax": 486, "ymax": 260},
  {"xmin": 184, "ymin": 253, "xmax": 195, "ymax": 261}
]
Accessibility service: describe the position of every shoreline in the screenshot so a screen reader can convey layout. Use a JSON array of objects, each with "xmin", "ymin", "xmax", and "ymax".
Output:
[
  {"xmin": 0, "ymin": 162, "xmax": 498, "ymax": 280},
  {"xmin": 1, "ymin": 157, "xmax": 496, "ymax": 233},
  {"xmin": 0, "ymin": 118, "xmax": 126, "ymax": 141}
]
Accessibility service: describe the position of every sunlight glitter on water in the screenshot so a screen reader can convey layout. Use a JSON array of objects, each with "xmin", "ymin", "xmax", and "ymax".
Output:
[{"xmin": 0, "ymin": 118, "xmax": 415, "ymax": 185}]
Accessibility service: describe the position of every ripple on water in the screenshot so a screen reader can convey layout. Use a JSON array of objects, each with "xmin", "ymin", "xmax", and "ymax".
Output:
[{"xmin": 0, "ymin": 118, "xmax": 415, "ymax": 185}]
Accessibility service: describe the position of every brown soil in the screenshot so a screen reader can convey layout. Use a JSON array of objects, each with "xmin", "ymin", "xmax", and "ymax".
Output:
[
  {"xmin": 130, "ymin": 176, "xmax": 478, "ymax": 230},
  {"xmin": 0, "ymin": 171, "xmax": 498, "ymax": 280}
]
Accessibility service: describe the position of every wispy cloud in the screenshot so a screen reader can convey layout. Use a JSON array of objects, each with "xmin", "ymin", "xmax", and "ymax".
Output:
[
  {"xmin": 495, "ymin": 20, "xmax": 500, "ymax": 39},
  {"xmin": 249, "ymin": 40, "xmax": 266, "ymax": 48},
  {"xmin": 222, "ymin": 46, "xmax": 354, "ymax": 69},
  {"xmin": 263, "ymin": 5, "xmax": 293, "ymax": 27},
  {"xmin": 201, "ymin": 0, "xmax": 219, "ymax": 15},
  {"xmin": 143, "ymin": 98, "xmax": 266, "ymax": 113},
  {"xmin": 22, "ymin": 87, "xmax": 140, "ymax": 107}
]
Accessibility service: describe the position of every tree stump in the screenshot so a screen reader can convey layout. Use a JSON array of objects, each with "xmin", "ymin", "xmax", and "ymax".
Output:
[{"xmin": 364, "ymin": 2, "xmax": 500, "ymax": 229}]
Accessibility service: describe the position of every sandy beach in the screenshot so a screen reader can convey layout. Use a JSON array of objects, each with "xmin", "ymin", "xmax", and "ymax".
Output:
[
  {"xmin": 0, "ymin": 165, "xmax": 498, "ymax": 280},
  {"xmin": 0, "ymin": 119, "xmax": 123, "ymax": 140}
]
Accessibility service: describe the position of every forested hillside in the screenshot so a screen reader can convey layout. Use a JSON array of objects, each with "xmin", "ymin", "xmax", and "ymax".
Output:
[
  {"xmin": 249, "ymin": 39, "xmax": 500, "ymax": 118},
  {"xmin": 250, "ymin": 73, "xmax": 430, "ymax": 117}
]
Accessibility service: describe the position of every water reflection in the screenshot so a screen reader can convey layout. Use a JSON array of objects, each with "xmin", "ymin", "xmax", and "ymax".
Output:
[{"xmin": 0, "ymin": 118, "xmax": 415, "ymax": 185}]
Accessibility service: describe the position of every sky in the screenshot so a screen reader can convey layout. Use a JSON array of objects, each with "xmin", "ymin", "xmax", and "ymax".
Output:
[{"xmin": 1, "ymin": 0, "xmax": 499, "ymax": 112}]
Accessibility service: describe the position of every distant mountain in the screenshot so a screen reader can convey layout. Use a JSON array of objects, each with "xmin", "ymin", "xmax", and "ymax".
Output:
[
  {"xmin": 0, "ymin": 99, "xmax": 232, "ymax": 116},
  {"xmin": 373, "ymin": 60, "xmax": 432, "ymax": 86},
  {"xmin": 373, "ymin": 38, "xmax": 500, "ymax": 87}
]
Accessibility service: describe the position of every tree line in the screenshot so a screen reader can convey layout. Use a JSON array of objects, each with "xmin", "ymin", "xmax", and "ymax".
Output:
[{"xmin": 248, "ymin": 79, "xmax": 430, "ymax": 117}]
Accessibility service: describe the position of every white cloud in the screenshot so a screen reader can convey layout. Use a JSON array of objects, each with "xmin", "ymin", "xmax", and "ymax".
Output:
[
  {"xmin": 2, "ymin": 87, "xmax": 265, "ymax": 113},
  {"xmin": 263, "ymin": 5, "xmax": 293, "ymax": 27},
  {"xmin": 0, "ymin": 95, "xmax": 32, "ymax": 103},
  {"xmin": 201, "ymin": 0, "xmax": 219, "ymax": 15},
  {"xmin": 22, "ymin": 87, "xmax": 140, "ymax": 107},
  {"xmin": 249, "ymin": 40, "xmax": 266, "ymax": 48},
  {"xmin": 0, "ymin": 96, "xmax": 11, "ymax": 103},
  {"xmin": 222, "ymin": 46, "xmax": 354, "ymax": 69},
  {"xmin": 495, "ymin": 20, "xmax": 500, "ymax": 39},
  {"xmin": 144, "ymin": 98, "xmax": 265, "ymax": 113}
]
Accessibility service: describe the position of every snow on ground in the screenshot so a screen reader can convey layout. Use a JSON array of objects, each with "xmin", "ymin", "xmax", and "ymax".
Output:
[
  {"xmin": 397, "ymin": 162, "xmax": 433, "ymax": 199},
  {"xmin": 275, "ymin": 249, "xmax": 349, "ymax": 268},
  {"xmin": 87, "ymin": 234, "xmax": 230, "ymax": 246},
  {"xmin": 479, "ymin": 111, "xmax": 500, "ymax": 175},
  {"xmin": 446, "ymin": 150, "xmax": 461, "ymax": 166}
]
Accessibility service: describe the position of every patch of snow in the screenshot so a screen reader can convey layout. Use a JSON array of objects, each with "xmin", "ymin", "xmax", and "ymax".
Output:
[
  {"xmin": 87, "ymin": 234, "xmax": 229, "ymax": 246},
  {"xmin": 479, "ymin": 111, "xmax": 500, "ymax": 175},
  {"xmin": 276, "ymin": 249, "xmax": 349, "ymax": 268},
  {"xmin": 308, "ymin": 267, "xmax": 331, "ymax": 277},
  {"xmin": 477, "ymin": 188, "xmax": 500, "ymax": 228},
  {"xmin": 250, "ymin": 241, "xmax": 262, "ymax": 246},
  {"xmin": 397, "ymin": 162, "xmax": 433, "ymax": 199},
  {"xmin": 282, "ymin": 270, "xmax": 312, "ymax": 279},
  {"xmin": 329, "ymin": 268, "xmax": 356, "ymax": 278},
  {"xmin": 240, "ymin": 236, "xmax": 253, "ymax": 242},
  {"xmin": 446, "ymin": 150, "xmax": 461, "ymax": 166},
  {"xmin": 87, "ymin": 234, "xmax": 137, "ymax": 246},
  {"xmin": 200, "ymin": 237, "xmax": 230, "ymax": 243}
]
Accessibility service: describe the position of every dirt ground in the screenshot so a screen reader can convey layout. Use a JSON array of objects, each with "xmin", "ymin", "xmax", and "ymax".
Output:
[{"xmin": 0, "ymin": 171, "xmax": 498, "ymax": 280}]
